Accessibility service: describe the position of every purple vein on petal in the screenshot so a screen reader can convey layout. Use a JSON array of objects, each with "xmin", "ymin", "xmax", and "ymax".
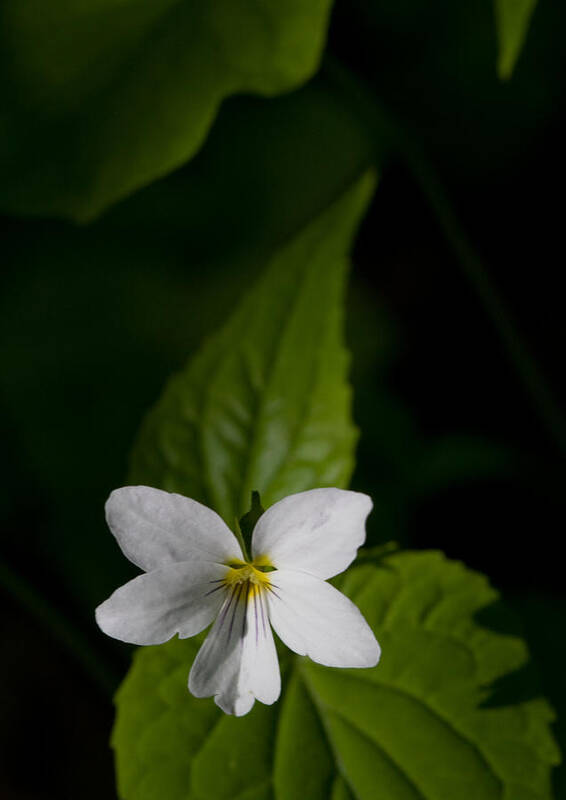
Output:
[
  {"xmin": 217, "ymin": 585, "xmax": 237, "ymax": 630},
  {"xmin": 241, "ymin": 583, "xmax": 250, "ymax": 640},
  {"xmin": 253, "ymin": 589, "xmax": 260, "ymax": 645},
  {"xmin": 228, "ymin": 584, "xmax": 243, "ymax": 641},
  {"xmin": 265, "ymin": 584, "xmax": 283, "ymax": 601},
  {"xmin": 204, "ymin": 583, "xmax": 226, "ymax": 597},
  {"xmin": 260, "ymin": 591, "xmax": 268, "ymax": 636}
]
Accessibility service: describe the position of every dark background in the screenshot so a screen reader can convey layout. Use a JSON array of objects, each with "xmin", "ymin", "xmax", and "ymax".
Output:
[{"xmin": 1, "ymin": 0, "xmax": 564, "ymax": 796}]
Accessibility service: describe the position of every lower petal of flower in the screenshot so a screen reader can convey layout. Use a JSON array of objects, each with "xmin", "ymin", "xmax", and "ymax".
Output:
[{"xmin": 189, "ymin": 582, "xmax": 280, "ymax": 716}]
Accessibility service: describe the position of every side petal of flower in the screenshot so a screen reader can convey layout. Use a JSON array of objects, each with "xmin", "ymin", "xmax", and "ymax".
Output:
[
  {"xmin": 189, "ymin": 588, "xmax": 281, "ymax": 716},
  {"xmin": 266, "ymin": 569, "xmax": 380, "ymax": 668},
  {"xmin": 251, "ymin": 488, "xmax": 372, "ymax": 580},
  {"xmin": 95, "ymin": 561, "xmax": 228, "ymax": 645},
  {"xmin": 106, "ymin": 486, "xmax": 243, "ymax": 571}
]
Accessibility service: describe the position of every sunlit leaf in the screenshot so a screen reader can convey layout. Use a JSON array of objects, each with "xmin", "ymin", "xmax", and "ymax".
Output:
[
  {"xmin": 129, "ymin": 173, "xmax": 376, "ymax": 524},
  {"xmin": 113, "ymin": 551, "xmax": 559, "ymax": 799},
  {"xmin": 495, "ymin": 0, "xmax": 539, "ymax": 79},
  {"xmin": 0, "ymin": 0, "xmax": 333, "ymax": 220}
]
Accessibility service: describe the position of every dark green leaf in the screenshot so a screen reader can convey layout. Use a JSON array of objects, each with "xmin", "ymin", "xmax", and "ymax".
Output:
[
  {"xmin": 495, "ymin": 0, "xmax": 539, "ymax": 79},
  {"xmin": 129, "ymin": 173, "xmax": 376, "ymax": 524},
  {"xmin": 0, "ymin": 0, "xmax": 333, "ymax": 219},
  {"xmin": 113, "ymin": 551, "xmax": 559, "ymax": 798}
]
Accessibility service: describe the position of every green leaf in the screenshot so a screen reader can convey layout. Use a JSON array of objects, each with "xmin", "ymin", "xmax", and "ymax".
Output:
[
  {"xmin": 113, "ymin": 550, "xmax": 559, "ymax": 799},
  {"xmin": 129, "ymin": 173, "xmax": 376, "ymax": 524},
  {"xmin": 0, "ymin": 0, "xmax": 333, "ymax": 220},
  {"xmin": 495, "ymin": 0, "xmax": 539, "ymax": 79}
]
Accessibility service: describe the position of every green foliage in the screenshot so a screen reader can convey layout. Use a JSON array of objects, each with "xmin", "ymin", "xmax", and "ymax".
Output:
[
  {"xmin": 113, "ymin": 550, "xmax": 559, "ymax": 799},
  {"xmin": 0, "ymin": 78, "xmax": 375, "ymax": 611},
  {"xmin": 129, "ymin": 173, "xmax": 375, "ymax": 524},
  {"xmin": 0, "ymin": 0, "xmax": 333, "ymax": 220},
  {"xmin": 495, "ymin": 0, "xmax": 539, "ymax": 79}
]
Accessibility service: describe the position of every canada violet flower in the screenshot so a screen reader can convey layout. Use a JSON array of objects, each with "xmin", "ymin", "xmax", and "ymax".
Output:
[{"xmin": 96, "ymin": 486, "xmax": 380, "ymax": 716}]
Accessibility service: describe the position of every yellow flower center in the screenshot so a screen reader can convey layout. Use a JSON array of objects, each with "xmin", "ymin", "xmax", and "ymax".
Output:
[{"xmin": 224, "ymin": 558, "xmax": 274, "ymax": 598}]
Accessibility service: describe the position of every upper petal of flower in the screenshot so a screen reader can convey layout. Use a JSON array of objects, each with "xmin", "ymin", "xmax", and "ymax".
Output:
[
  {"xmin": 266, "ymin": 569, "xmax": 380, "ymax": 668},
  {"xmin": 251, "ymin": 488, "xmax": 372, "ymax": 579},
  {"xmin": 105, "ymin": 486, "xmax": 243, "ymax": 571},
  {"xmin": 95, "ymin": 560, "xmax": 228, "ymax": 645},
  {"xmin": 189, "ymin": 585, "xmax": 280, "ymax": 716}
]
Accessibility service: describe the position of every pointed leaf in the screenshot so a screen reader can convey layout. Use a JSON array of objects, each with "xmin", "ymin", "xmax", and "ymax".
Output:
[{"xmin": 129, "ymin": 173, "xmax": 376, "ymax": 524}]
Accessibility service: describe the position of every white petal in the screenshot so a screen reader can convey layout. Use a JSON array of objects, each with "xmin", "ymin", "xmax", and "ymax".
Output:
[
  {"xmin": 251, "ymin": 488, "xmax": 372, "ymax": 579},
  {"xmin": 105, "ymin": 486, "xmax": 242, "ymax": 571},
  {"xmin": 267, "ymin": 570, "xmax": 380, "ymax": 668},
  {"xmin": 189, "ymin": 586, "xmax": 280, "ymax": 716},
  {"xmin": 95, "ymin": 561, "xmax": 228, "ymax": 645}
]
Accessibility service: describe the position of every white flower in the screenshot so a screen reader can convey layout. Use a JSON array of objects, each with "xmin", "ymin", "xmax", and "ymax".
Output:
[{"xmin": 96, "ymin": 486, "xmax": 380, "ymax": 716}]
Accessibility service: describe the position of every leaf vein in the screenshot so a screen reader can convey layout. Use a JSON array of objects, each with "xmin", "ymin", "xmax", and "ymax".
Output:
[{"xmin": 336, "ymin": 671, "xmax": 505, "ymax": 796}]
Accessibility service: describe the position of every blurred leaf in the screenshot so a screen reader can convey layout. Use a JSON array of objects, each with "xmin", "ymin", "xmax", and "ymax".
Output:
[
  {"xmin": 113, "ymin": 550, "xmax": 559, "ymax": 799},
  {"xmin": 129, "ymin": 173, "xmax": 376, "ymax": 524},
  {"xmin": 106, "ymin": 78, "xmax": 377, "ymax": 262},
  {"xmin": 0, "ymin": 0, "xmax": 333, "ymax": 220},
  {"xmin": 495, "ymin": 0, "xmax": 539, "ymax": 79},
  {"xmin": 0, "ymin": 77, "xmax": 375, "ymax": 610},
  {"xmin": 331, "ymin": 776, "xmax": 356, "ymax": 800}
]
